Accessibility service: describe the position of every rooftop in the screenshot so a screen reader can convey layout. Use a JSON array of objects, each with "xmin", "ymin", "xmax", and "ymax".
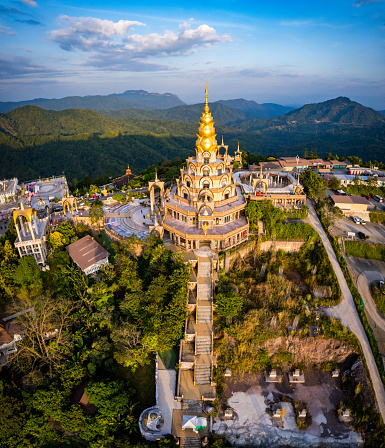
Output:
[{"xmin": 66, "ymin": 235, "xmax": 110, "ymax": 272}]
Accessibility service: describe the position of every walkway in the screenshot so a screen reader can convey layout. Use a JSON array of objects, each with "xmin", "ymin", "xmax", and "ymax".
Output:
[
  {"xmin": 307, "ymin": 201, "xmax": 385, "ymax": 420},
  {"xmin": 158, "ymin": 357, "xmax": 180, "ymax": 435}
]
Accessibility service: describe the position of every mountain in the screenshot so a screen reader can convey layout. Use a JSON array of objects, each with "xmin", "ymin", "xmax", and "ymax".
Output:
[
  {"xmin": 216, "ymin": 98, "xmax": 294, "ymax": 119},
  {"xmin": 0, "ymin": 90, "xmax": 185, "ymax": 114},
  {"xmin": 238, "ymin": 97, "xmax": 385, "ymax": 132},
  {"xmin": 99, "ymin": 103, "xmax": 247, "ymax": 126},
  {"xmin": 4, "ymin": 105, "xmax": 200, "ymax": 136},
  {"xmin": 1, "ymin": 96, "xmax": 384, "ymax": 182}
]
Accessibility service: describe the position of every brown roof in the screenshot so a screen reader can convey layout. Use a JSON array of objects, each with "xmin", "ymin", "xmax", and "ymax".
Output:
[
  {"xmin": 0, "ymin": 319, "xmax": 13, "ymax": 345},
  {"xmin": 66, "ymin": 235, "xmax": 109, "ymax": 272},
  {"xmin": 330, "ymin": 195, "xmax": 370, "ymax": 205}
]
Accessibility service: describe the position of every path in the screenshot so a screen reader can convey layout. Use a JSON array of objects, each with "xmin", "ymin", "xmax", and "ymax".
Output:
[
  {"xmin": 306, "ymin": 201, "xmax": 385, "ymax": 420},
  {"xmin": 157, "ymin": 357, "xmax": 180, "ymax": 435}
]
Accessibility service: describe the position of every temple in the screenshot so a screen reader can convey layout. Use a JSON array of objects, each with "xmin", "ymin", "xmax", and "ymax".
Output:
[{"xmin": 156, "ymin": 86, "xmax": 249, "ymax": 251}]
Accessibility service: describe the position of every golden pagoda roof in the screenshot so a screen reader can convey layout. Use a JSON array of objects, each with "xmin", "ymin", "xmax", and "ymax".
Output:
[{"xmin": 195, "ymin": 85, "xmax": 218, "ymax": 154}]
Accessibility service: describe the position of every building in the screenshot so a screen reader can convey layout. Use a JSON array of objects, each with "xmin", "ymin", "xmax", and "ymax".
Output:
[
  {"xmin": 113, "ymin": 165, "xmax": 135, "ymax": 188},
  {"xmin": 330, "ymin": 194, "xmax": 371, "ymax": 217},
  {"xmin": 157, "ymin": 88, "xmax": 249, "ymax": 251},
  {"xmin": 0, "ymin": 178, "xmax": 18, "ymax": 203},
  {"xmin": 0, "ymin": 318, "xmax": 23, "ymax": 367},
  {"xmin": 66, "ymin": 235, "xmax": 109, "ymax": 275},
  {"xmin": 13, "ymin": 205, "xmax": 49, "ymax": 266},
  {"xmin": 235, "ymin": 166, "xmax": 306, "ymax": 209}
]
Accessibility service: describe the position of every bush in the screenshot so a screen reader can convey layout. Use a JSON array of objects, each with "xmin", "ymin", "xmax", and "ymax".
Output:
[
  {"xmin": 369, "ymin": 212, "xmax": 385, "ymax": 224},
  {"xmin": 345, "ymin": 240, "xmax": 385, "ymax": 261}
]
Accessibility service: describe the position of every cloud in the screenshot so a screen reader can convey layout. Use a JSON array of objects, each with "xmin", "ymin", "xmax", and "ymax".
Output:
[
  {"xmin": 49, "ymin": 17, "xmax": 231, "ymax": 72},
  {"xmin": 0, "ymin": 5, "xmax": 28, "ymax": 15},
  {"xmin": 0, "ymin": 25, "xmax": 15, "ymax": 35},
  {"xmin": 15, "ymin": 19, "xmax": 42, "ymax": 25},
  {"xmin": 20, "ymin": 0, "xmax": 37, "ymax": 6},
  {"xmin": 0, "ymin": 53, "xmax": 62, "ymax": 78},
  {"xmin": 353, "ymin": 0, "xmax": 384, "ymax": 6},
  {"xmin": 50, "ymin": 16, "xmax": 146, "ymax": 51}
]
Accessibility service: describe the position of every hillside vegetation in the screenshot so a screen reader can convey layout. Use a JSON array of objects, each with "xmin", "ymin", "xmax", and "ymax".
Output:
[
  {"xmin": 0, "ymin": 89, "xmax": 185, "ymax": 113},
  {"xmin": 1, "ymin": 96, "xmax": 385, "ymax": 181}
]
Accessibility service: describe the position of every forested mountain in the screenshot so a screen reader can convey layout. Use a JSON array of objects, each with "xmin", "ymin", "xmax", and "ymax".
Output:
[
  {"xmin": 0, "ymin": 90, "xmax": 185, "ymax": 113},
  {"xmin": 216, "ymin": 98, "xmax": 293, "ymax": 118},
  {"xmin": 1, "ymin": 97, "xmax": 384, "ymax": 182},
  {"xmin": 99, "ymin": 103, "xmax": 247, "ymax": 126}
]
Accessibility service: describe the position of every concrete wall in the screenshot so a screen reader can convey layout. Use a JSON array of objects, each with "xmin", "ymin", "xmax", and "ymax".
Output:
[{"xmin": 259, "ymin": 240, "xmax": 305, "ymax": 253}]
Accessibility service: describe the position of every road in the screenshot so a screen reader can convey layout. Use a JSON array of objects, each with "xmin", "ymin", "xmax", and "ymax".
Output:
[
  {"xmin": 306, "ymin": 201, "xmax": 385, "ymax": 421},
  {"xmin": 330, "ymin": 217, "xmax": 385, "ymax": 246}
]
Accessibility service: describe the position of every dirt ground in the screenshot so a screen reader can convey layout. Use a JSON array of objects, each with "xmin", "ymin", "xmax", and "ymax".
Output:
[{"xmin": 213, "ymin": 367, "xmax": 365, "ymax": 447}]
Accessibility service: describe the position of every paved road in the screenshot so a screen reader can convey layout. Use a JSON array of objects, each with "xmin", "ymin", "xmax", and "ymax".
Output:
[
  {"xmin": 330, "ymin": 217, "xmax": 385, "ymax": 246},
  {"xmin": 356, "ymin": 271, "xmax": 385, "ymax": 332},
  {"xmin": 306, "ymin": 201, "xmax": 385, "ymax": 420}
]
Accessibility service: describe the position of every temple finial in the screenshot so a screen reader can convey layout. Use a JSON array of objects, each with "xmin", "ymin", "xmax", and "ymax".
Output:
[
  {"xmin": 155, "ymin": 169, "xmax": 158, "ymax": 181},
  {"xmin": 237, "ymin": 141, "xmax": 240, "ymax": 151},
  {"xmin": 221, "ymin": 135, "xmax": 224, "ymax": 145},
  {"xmin": 204, "ymin": 84, "xmax": 209, "ymax": 113}
]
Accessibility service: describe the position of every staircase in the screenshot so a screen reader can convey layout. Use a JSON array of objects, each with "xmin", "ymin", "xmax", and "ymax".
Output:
[
  {"xmin": 197, "ymin": 283, "xmax": 211, "ymax": 301},
  {"xmin": 195, "ymin": 364, "xmax": 211, "ymax": 385},
  {"xmin": 180, "ymin": 437, "xmax": 202, "ymax": 448},
  {"xmin": 196, "ymin": 305, "xmax": 211, "ymax": 324},
  {"xmin": 195, "ymin": 336, "xmax": 211, "ymax": 355},
  {"xmin": 198, "ymin": 261, "xmax": 211, "ymax": 277}
]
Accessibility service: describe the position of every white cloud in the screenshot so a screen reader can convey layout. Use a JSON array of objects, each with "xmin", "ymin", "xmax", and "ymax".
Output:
[
  {"xmin": 0, "ymin": 25, "xmax": 15, "ymax": 35},
  {"xmin": 21, "ymin": 0, "xmax": 37, "ymax": 6},
  {"xmin": 50, "ymin": 16, "xmax": 146, "ymax": 51},
  {"xmin": 49, "ymin": 17, "xmax": 232, "ymax": 71}
]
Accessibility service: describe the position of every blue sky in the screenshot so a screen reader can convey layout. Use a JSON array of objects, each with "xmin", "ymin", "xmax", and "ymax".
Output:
[{"xmin": 1, "ymin": 0, "xmax": 385, "ymax": 108}]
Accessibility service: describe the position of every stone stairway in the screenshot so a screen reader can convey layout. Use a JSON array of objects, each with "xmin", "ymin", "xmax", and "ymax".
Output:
[
  {"xmin": 198, "ymin": 260, "xmax": 211, "ymax": 277},
  {"xmin": 195, "ymin": 336, "xmax": 211, "ymax": 355},
  {"xmin": 195, "ymin": 364, "xmax": 211, "ymax": 385},
  {"xmin": 181, "ymin": 399, "xmax": 202, "ymax": 412},
  {"xmin": 180, "ymin": 437, "xmax": 202, "ymax": 448},
  {"xmin": 197, "ymin": 283, "xmax": 211, "ymax": 300},
  {"xmin": 196, "ymin": 305, "xmax": 211, "ymax": 323}
]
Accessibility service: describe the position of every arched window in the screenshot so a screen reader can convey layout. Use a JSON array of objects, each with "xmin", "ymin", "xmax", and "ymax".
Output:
[
  {"xmin": 203, "ymin": 168, "xmax": 210, "ymax": 177},
  {"xmin": 203, "ymin": 182, "xmax": 210, "ymax": 189},
  {"xmin": 204, "ymin": 157, "xmax": 210, "ymax": 164}
]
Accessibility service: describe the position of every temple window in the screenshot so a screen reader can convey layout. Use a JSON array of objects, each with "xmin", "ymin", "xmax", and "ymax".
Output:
[
  {"xmin": 203, "ymin": 168, "xmax": 210, "ymax": 176},
  {"xmin": 192, "ymin": 217, "xmax": 196, "ymax": 224},
  {"xmin": 224, "ymin": 193, "xmax": 229, "ymax": 200},
  {"xmin": 203, "ymin": 182, "xmax": 210, "ymax": 189},
  {"xmin": 186, "ymin": 181, "xmax": 191, "ymax": 187},
  {"xmin": 184, "ymin": 193, "xmax": 188, "ymax": 200},
  {"xmin": 218, "ymin": 169, "xmax": 222, "ymax": 175},
  {"xmin": 204, "ymin": 157, "xmax": 210, "ymax": 164}
]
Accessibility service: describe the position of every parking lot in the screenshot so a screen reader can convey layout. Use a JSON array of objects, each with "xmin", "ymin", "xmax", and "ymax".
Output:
[{"xmin": 330, "ymin": 217, "xmax": 385, "ymax": 245}]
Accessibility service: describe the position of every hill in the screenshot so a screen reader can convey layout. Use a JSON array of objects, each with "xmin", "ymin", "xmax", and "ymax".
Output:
[
  {"xmin": 1, "ymin": 97, "xmax": 384, "ymax": 182},
  {"xmin": 99, "ymin": 103, "xmax": 247, "ymax": 126},
  {"xmin": 0, "ymin": 90, "xmax": 185, "ymax": 113},
  {"xmin": 216, "ymin": 98, "xmax": 293, "ymax": 119},
  {"xmin": 4, "ymin": 106, "xmax": 200, "ymax": 136}
]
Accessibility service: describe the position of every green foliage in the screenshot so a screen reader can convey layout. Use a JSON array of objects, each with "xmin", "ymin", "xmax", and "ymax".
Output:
[
  {"xmin": 13, "ymin": 256, "xmax": 43, "ymax": 297},
  {"xmin": 371, "ymin": 285, "xmax": 385, "ymax": 315},
  {"xmin": 369, "ymin": 211, "xmax": 385, "ymax": 223},
  {"xmin": 329, "ymin": 176, "xmax": 342, "ymax": 191},
  {"xmin": 344, "ymin": 240, "xmax": 385, "ymax": 261},
  {"xmin": 89, "ymin": 199, "xmax": 104, "ymax": 225},
  {"xmin": 89, "ymin": 184, "xmax": 100, "ymax": 195},
  {"xmin": 300, "ymin": 170, "xmax": 326, "ymax": 202},
  {"xmin": 112, "ymin": 193, "xmax": 126, "ymax": 203},
  {"xmin": 216, "ymin": 292, "xmax": 243, "ymax": 325}
]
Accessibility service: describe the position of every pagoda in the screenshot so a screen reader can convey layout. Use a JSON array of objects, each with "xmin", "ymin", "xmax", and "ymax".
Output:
[{"xmin": 159, "ymin": 86, "xmax": 248, "ymax": 251}]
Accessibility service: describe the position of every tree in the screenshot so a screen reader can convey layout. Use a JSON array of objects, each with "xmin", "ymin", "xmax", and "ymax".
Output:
[
  {"xmin": 329, "ymin": 176, "xmax": 342, "ymax": 191},
  {"xmin": 319, "ymin": 200, "xmax": 344, "ymax": 227},
  {"xmin": 89, "ymin": 199, "xmax": 104, "ymax": 227},
  {"xmin": 303, "ymin": 148, "xmax": 308, "ymax": 159},
  {"xmin": 300, "ymin": 171, "xmax": 326, "ymax": 203},
  {"xmin": 9, "ymin": 294, "xmax": 78, "ymax": 373},
  {"xmin": 49, "ymin": 231, "xmax": 67, "ymax": 250},
  {"xmin": 113, "ymin": 193, "xmax": 126, "ymax": 203},
  {"xmin": 89, "ymin": 184, "xmax": 100, "ymax": 196},
  {"xmin": 13, "ymin": 256, "xmax": 43, "ymax": 298},
  {"xmin": 216, "ymin": 291, "xmax": 243, "ymax": 325}
]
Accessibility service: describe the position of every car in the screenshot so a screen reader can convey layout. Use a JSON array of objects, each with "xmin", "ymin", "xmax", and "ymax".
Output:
[
  {"xmin": 353, "ymin": 216, "xmax": 361, "ymax": 224},
  {"xmin": 358, "ymin": 231, "xmax": 366, "ymax": 240},
  {"xmin": 359, "ymin": 218, "xmax": 366, "ymax": 225},
  {"xmin": 365, "ymin": 195, "xmax": 371, "ymax": 200}
]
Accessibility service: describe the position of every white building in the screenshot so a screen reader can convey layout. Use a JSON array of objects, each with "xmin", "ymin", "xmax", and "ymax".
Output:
[
  {"xmin": 0, "ymin": 318, "xmax": 23, "ymax": 367},
  {"xmin": 13, "ymin": 206, "xmax": 49, "ymax": 266},
  {"xmin": 66, "ymin": 235, "xmax": 109, "ymax": 275},
  {"xmin": 0, "ymin": 178, "xmax": 18, "ymax": 203}
]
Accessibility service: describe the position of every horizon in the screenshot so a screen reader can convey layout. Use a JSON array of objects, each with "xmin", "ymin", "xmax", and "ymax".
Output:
[{"xmin": 1, "ymin": 0, "xmax": 385, "ymax": 109}]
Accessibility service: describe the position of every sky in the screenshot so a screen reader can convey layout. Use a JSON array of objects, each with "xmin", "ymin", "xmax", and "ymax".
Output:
[{"xmin": 1, "ymin": 0, "xmax": 385, "ymax": 109}]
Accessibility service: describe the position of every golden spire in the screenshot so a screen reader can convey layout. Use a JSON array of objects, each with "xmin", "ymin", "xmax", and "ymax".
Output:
[{"xmin": 195, "ymin": 85, "xmax": 218, "ymax": 154}]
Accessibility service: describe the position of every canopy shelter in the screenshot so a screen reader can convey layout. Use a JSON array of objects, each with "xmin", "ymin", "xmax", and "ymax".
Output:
[{"xmin": 182, "ymin": 415, "xmax": 207, "ymax": 433}]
